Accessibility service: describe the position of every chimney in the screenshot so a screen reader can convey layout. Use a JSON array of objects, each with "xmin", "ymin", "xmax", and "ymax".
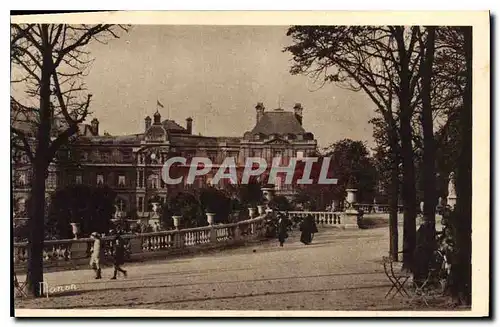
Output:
[
  {"xmin": 145, "ymin": 116, "xmax": 152, "ymax": 130},
  {"xmin": 294, "ymin": 103, "xmax": 303, "ymax": 125},
  {"xmin": 255, "ymin": 102, "xmax": 265, "ymax": 123},
  {"xmin": 186, "ymin": 117, "xmax": 193, "ymax": 134},
  {"xmin": 90, "ymin": 118, "xmax": 99, "ymax": 135}
]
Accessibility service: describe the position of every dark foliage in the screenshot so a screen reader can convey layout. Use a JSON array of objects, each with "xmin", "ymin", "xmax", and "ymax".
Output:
[{"xmin": 46, "ymin": 184, "xmax": 116, "ymax": 238}]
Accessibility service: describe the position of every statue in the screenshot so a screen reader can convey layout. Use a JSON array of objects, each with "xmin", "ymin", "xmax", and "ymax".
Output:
[
  {"xmin": 448, "ymin": 172, "xmax": 456, "ymax": 197},
  {"xmin": 447, "ymin": 173, "xmax": 457, "ymax": 209},
  {"xmin": 114, "ymin": 204, "xmax": 120, "ymax": 219}
]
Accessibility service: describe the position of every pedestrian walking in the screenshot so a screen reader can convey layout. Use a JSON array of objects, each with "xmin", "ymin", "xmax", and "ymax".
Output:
[
  {"xmin": 111, "ymin": 232, "xmax": 128, "ymax": 280},
  {"xmin": 277, "ymin": 213, "xmax": 290, "ymax": 247},
  {"xmin": 300, "ymin": 214, "xmax": 318, "ymax": 245},
  {"xmin": 89, "ymin": 232, "xmax": 104, "ymax": 279}
]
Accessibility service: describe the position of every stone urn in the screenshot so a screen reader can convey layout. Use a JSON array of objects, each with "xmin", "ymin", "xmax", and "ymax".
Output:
[
  {"xmin": 345, "ymin": 189, "xmax": 359, "ymax": 214},
  {"xmin": 257, "ymin": 205, "xmax": 265, "ymax": 215},
  {"xmin": 172, "ymin": 215, "xmax": 182, "ymax": 229},
  {"xmin": 248, "ymin": 207, "xmax": 257, "ymax": 218},
  {"xmin": 206, "ymin": 212, "xmax": 216, "ymax": 225},
  {"xmin": 70, "ymin": 222, "xmax": 80, "ymax": 239}
]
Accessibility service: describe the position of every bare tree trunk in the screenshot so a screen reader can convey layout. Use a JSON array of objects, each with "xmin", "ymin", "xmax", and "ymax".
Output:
[
  {"xmin": 452, "ymin": 26, "xmax": 472, "ymax": 305},
  {"xmin": 388, "ymin": 131, "xmax": 400, "ymax": 261},
  {"xmin": 399, "ymin": 74, "xmax": 418, "ymax": 268},
  {"xmin": 389, "ymin": 149, "xmax": 399, "ymax": 260},
  {"xmin": 26, "ymin": 24, "xmax": 52, "ymax": 297},
  {"xmin": 421, "ymin": 27, "xmax": 437, "ymax": 228}
]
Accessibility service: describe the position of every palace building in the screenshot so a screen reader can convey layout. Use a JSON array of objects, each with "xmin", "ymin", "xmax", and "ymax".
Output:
[{"xmin": 12, "ymin": 102, "xmax": 317, "ymax": 224}]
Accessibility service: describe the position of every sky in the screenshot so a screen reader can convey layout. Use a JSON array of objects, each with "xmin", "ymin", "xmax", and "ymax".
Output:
[{"xmin": 80, "ymin": 25, "xmax": 375, "ymax": 149}]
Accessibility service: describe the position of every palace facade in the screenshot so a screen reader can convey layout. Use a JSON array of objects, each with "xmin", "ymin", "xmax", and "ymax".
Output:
[{"xmin": 12, "ymin": 102, "xmax": 317, "ymax": 223}]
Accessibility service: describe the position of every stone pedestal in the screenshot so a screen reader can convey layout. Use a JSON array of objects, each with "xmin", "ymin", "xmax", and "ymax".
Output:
[
  {"xmin": 129, "ymin": 237, "xmax": 143, "ymax": 254},
  {"xmin": 341, "ymin": 212, "xmax": 360, "ymax": 229},
  {"xmin": 70, "ymin": 241, "xmax": 88, "ymax": 260},
  {"xmin": 174, "ymin": 231, "xmax": 184, "ymax": 248}
]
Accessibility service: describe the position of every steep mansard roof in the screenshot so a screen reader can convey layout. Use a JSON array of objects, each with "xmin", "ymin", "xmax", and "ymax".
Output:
[{"xmin": 248, "ymin": 109, "xmax": 305, "ymax": 136}]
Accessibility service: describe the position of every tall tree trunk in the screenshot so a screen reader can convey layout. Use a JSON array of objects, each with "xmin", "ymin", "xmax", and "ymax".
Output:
[
  {"xmin": 26, "ymin": 24, "xmax": 52, "ymax": 297},
  {"xmin": 452, "ymin": 26, "xmax": 472, "ymax": 305},
  {"xmin": 398, "ymin": 55, "xmax": 418, "ymax": 268},
  {"xmin": 420, "ymin": 27, "xmax": 437, "ymax": 229},
  {"xmin": 389, "ymin": 135, "xmax": 399, "ymax": 261}
]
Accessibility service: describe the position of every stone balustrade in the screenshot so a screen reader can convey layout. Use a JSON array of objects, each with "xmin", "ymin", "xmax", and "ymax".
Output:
[
  {"xmin": 287, "ymin": 211, "xmax": 343, "ymax": 227},
  {"xmin": 353, "ymin": 204, "xmax": 404, "ymax": 214},
  {"xmin": 13, "ymin": 216, "xmax": 266, "ymax": 271}
]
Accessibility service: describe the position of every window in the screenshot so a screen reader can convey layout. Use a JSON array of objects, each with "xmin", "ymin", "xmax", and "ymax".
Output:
[
  {"xmin": 296, "ymin": 151, "xmax": 304, "ymax": 160},
  {"xmin": 97, "ymin": 174, "xmax": 104, "ymax": 185},
  {"xmin": 118, "ymin": 175, "xmax": 126, "ymax": 187},
  {"xmin": 75, "ymin": 175, "xmax": 82, "ymax": 184},
  {"xmin": 138, "ymin": 170, "xmax": 144, "ymax": 188},
  {"xmin": 138, "ymin": 197, "xmax": 144, "ymax": 212}
]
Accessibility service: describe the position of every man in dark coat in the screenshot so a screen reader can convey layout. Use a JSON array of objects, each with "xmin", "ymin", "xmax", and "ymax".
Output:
[
  {"xmin": 277, "ymin": 213, "xmax": 290, "ymax": 247},
  {"xmin": 111, "ymin": 232, "xmax": 128, "ymax": 280}
]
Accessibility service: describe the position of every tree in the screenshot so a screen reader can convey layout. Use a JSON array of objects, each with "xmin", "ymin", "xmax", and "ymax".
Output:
[
  {"xmin": 162, "ymin": 191, "xmax": 205, "ymax": 229},
  {"xmin": 198, "ymin": 187, "xmax": 232, "ymax": 224},
  {"xmin": 284, "ymin": 26, "xmax": 423, "ymax": 263},
  {"xmin": 236, "ymin": 179, "xmax": 264, "ymax": 208},
  {"xmin": 46, "ymin": 184, "xmax": 116, "ymax": 239},
  {"xmin": 268, "ymin": 195, "xmax": 293, "ymax": 212},
  {"xmin": 11, "ymin": 24, "xmax": 128, "ymax": 297},
  {"xmin": 323, "ymin": 139, "xmax": 377, "ymax": 203}
]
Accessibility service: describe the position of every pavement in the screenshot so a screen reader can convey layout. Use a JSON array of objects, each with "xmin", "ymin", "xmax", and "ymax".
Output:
[{"xmin": 15, "ymin": 221, "xmax": 459, "ymax": 312}]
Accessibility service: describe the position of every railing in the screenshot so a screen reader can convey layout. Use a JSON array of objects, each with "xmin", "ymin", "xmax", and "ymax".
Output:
[
  {"xmin": 353, "ymin": 204, "xmax": 404, "ymax": 214},
  {"xmin": 13, "ymin": 216, "xmax": 266, "ymax": 268},
  {"xmin": 287, "ymin": 211, "xmax": 343, "ymax": 227}
]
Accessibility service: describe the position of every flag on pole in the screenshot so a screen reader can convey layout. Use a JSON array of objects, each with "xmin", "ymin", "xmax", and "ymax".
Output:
[{"xmin": 157, "ymin": 100, "xmax": 164, "ymax": 108}]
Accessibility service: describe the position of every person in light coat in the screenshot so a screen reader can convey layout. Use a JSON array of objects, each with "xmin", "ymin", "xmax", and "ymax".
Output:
[{"xmin": 89, "ymin": 232, "xmax": 104, "ymax": 279}]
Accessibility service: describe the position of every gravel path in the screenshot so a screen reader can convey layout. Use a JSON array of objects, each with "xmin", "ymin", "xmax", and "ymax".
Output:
[{"xmin": 15, "ymin": 224, "xmax": 459, "ymax": 313}]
